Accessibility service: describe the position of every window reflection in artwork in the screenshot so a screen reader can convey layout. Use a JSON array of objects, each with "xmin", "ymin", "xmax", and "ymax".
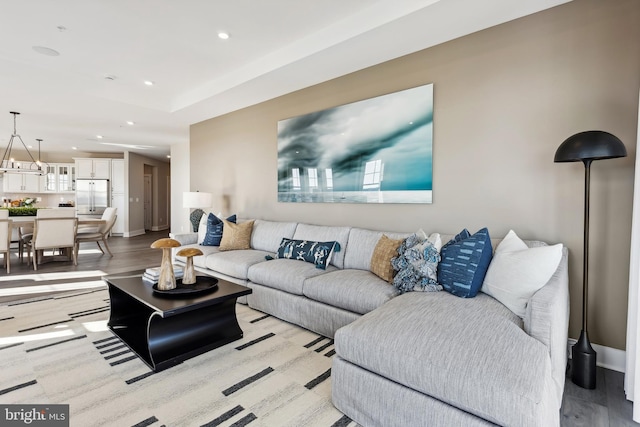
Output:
[
  {"xmin": 363, "ymin": 160, "xmax": 383, "ymax": 190},
  {"xmin": 308, "ymin": 168, "xmax": 318, "ymax": 188},
  {"xmin": 325, "ymin": 169, "xmax": 333, "ymax": 189},
  {"xmin": 292, "ymin": 168, "xmax": 301, "ymax": 190},
  {"xmin": 277, "ymin": 83, "xmax": 433, "ymax": 204}
]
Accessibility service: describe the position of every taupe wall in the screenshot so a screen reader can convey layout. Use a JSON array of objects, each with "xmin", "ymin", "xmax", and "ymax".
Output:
[{"xmin": 190, "ymin": 0, "xmax": 640, "ymax": 350}]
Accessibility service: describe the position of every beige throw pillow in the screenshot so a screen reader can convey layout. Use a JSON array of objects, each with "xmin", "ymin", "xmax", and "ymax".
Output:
[
  {"xmin": 370, "ymin": 234, "xmax": 403, "ymax": 283},
  {"xmin": 219, "ymin": 220, "xmax": 254, "ymax": 251}
]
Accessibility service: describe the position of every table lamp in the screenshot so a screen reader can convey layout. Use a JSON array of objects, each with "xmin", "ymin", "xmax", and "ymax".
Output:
[
  {"xmin": 554, "ymin": 130, "xmax": 627, "ymax": 389},
  {"xmin": 183, "ymin": 191, "xmax": 212, "ymax": 232}
]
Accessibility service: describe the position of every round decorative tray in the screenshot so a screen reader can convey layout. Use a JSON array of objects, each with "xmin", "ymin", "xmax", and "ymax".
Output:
[{"xmin": 152, "ymin": 276, "xmax": 218, "ymax": 298}]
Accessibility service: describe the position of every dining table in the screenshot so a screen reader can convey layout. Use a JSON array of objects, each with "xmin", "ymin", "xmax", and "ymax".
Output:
[
  {"xmin": 9, "ymin": 216, "xmax": 106, "ymax": 227},
  {"xmin": 9, "ymin": 216, "xmax": 107, "ymax": 265}
]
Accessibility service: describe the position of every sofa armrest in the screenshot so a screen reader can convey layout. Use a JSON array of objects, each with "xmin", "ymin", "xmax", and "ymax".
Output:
[
  {"xmin": 523, "ymin": 246, "xmax": 569, "ymax": 403},
  {"xmin": 169, "ymin": 232, "xmax": 198, "ymax": 246}
]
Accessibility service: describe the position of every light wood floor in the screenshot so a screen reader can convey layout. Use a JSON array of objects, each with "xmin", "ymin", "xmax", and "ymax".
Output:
[{"xmin": 0, "ymin": 231, "xmax": 638, "ymax": 426}]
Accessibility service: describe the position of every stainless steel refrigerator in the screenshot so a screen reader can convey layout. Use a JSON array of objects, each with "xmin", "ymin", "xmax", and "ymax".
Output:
[{"xmin": 76, "ymin": 179, "xmax": 110, "ymax": 216}]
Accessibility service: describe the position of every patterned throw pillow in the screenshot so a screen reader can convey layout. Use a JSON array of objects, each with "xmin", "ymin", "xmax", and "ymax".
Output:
[
  {"xmin": 276, "ymin": 238, "xmax": 341, "ymax": 270},
  {"xmin": 438, "ymin": 227, "xmax": 493, "ymax": 298},
  {"xmin": 370, "ymin": 235, "xmax": 404, "ymax": 283},
  {"xmin": 201, "ymin": 214, "xmax": 236, "ymax": 246},
  {"xmin": 219, "ymin": 220, "xmax": 254, "ymax": 251},
  {"xmin": 391, "ymin": 231, "xmax": 442, "ymax": 293}
]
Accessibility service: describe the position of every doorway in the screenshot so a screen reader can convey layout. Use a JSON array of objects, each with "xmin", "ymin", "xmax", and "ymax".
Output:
[{"xmin": 144, "ymin": 174, "xmax": 152, "ymax": 231}]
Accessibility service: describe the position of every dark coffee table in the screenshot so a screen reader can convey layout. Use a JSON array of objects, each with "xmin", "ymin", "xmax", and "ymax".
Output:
[{"xmin": 104, "ymin": 270, "xmax": 252, "ymax": 372}]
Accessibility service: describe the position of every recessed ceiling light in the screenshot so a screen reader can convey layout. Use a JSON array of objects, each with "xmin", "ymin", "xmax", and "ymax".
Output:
[
  {"xmin": 166, "ymin": 155, "xmax": 171, "ymax": 159},
  {"xmin": 27, "ymin": 145, "xmax": 33, "ymax": 149},
  {"xmin": 144, "ymin": 80, "xmax": 154, "ymax": 86},
  {"xmin": 96, "ymin": 135, "xmax": 103, "ymax": 139},
  {"xmin": 218, "ymin": 32, "xmax": 230, "ymax": 40},
  {"xmin": 32, "ymin": 46, "xmax": 60, "ymax": 56},
  {"xmin": 72, "ymin": 147, "xmax": 77, "ymax": 150},
  {"xmin": 126, "ymin": 121, "xmax": 135, "ymax": 125}
]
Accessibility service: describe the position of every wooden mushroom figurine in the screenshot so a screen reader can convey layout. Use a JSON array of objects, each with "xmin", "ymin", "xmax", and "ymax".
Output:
[
  {"xmin": 176, "ymin": 247, "xmax": 203, "ymax": 285},
  {"xmin": 150, "ymin": 238, "xmax": 181, "ymax": 290}
]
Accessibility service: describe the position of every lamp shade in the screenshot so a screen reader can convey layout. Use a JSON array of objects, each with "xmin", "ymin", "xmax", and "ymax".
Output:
[
  {"xmin": 554, "ymin": 130, "xmax": 627, "ymax": 163},
  {"xmin": 183, "ymin": 191, "xmax": 212, "ymax": 209}
]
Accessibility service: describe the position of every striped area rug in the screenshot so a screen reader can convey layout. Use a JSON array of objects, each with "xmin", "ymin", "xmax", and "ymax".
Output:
[{"xmin": 0, "ymin": 287, "xmax": 360, "ymax": 427}]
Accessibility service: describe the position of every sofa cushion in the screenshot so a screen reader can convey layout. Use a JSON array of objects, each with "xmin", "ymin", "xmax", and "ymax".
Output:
[
  {"xmin": 250, "ymin": 219, "xmax": 298, "ymax": 252},
  {"xmin": 247, "ymin": 258, "xmax": 336, "ymax": 295},
  {"xmin": 343, "ymin": 228, "xmax": 412, "ymax": 271},
  {"xmin": 303, "ymin": 269, "xmax": 399, "ymax": 315},
  {"xmin": 334, "ymin": 292, "xmax": 554, "ymax": 427},
  {"xmin": 481, "ymin": 230, "xmax": 563, "ymax": 318},
  {"xmin": 293, "ymin": 223, "xmax": 350, "ymax": 269},
  {"xmin": 275, "ymin": 238, "xmax": 341, "ymax": 270},
  {"xmin": 370, "ymin": 235, "xmax": 404, "ymax": 282},
  {"xmin": 201, "ymin": 213, "xmax": 236, "ymax": 246},
  {"xmin": 175, "ymin": 243, "xmax": 220, "ymax": 268},
  {"xmin": 220, "ymin": 220, "xmax": 254, "ymax": 251},
  {"xmin": 438, "ymin": 228, "xmax": 493, "ymax": 298},
  {"xmin": 205, "ymin": 249, "xmax": 271, "ymax": 280}
]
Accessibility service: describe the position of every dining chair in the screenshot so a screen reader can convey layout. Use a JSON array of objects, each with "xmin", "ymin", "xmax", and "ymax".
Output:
[
  {"xmin": 75, "ymin": 207, "xmax": 117, "ymax": 262},
  {"xmin": 0, "ymin": 210, "xmax": 12, "ymax": 273},
  {"xmin": 17, "ymin": 224, "xmax": 33, "ymax": 263},
  {"xmin": 27, "ymin": 209, "xmax": 78, "ymax": 270}
]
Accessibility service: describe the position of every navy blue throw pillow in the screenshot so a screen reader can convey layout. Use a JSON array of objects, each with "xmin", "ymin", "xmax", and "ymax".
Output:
[
  {"xmin": 201, "ymin": 214, "xmax": 236, "ymax": 246},
  {"xmin": 275, "ymin": 238, "xmax": 341, "ymax": 269},
  {"xmin": 438, "ymin": 228, "xmax": 493, "ymax": 298}
]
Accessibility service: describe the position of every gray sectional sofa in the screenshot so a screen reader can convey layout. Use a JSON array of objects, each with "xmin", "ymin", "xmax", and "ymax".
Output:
[{"xmin": 171, "ymin": 219, "xmax": 569, "ymax": 427}]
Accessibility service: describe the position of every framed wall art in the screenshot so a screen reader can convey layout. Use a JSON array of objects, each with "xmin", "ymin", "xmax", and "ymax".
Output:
[{"xmin": 277, "ymin": 83, "xmax": 433, "ymax": 204}]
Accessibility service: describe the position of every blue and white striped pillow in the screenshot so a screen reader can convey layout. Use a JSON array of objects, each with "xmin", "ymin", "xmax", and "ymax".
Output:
[
  {"xmin": 438, "ymin": 228, "xmax": 493, "ymax": 298},
  {"xmin": 201, "ymin": 214, "xmax": 236, "ymax": 246}
]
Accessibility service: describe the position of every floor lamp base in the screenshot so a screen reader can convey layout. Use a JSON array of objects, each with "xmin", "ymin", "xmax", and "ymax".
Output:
[{"xmin": 571, "ymin": 330, "xmax": 597, "ymax": 389}]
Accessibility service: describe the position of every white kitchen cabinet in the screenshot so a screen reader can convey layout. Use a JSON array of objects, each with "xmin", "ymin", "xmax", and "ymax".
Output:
[
  {"xmin": 76, "ymin": 158, "xmax": 111, "ymax": 179},
  {"xmin": 44, "ymin": 165, "xmax": 57, "ymax": 192},
  {"xmin": 111, "ymin": 193, "xmax": 125, "ymax": 235},
  {"xmin": 43, "ymin": 163, "xmax": 75, "ymax": 192},
  {"xmin": 110, "ymin": 159, "xmax": 124, "ymax": 194},
  {"xmin": 110, "ymin": 159, "xmax": 125, "ymax": 235},
  {"xmin": 3, "ymin": 172, "xmax": 41, "ymax": 193},
  {"xmin": 57, "ymin": 164, "xmax": 75, "ymax": 192}
]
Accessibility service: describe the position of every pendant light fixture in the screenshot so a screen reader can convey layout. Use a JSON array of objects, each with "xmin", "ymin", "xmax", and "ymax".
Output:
[
  {"xmin": 0, "ymin": 112, "xmax": 46, "ymax": 175},
  {"xmin": 31, "ymin": 138, "xmax": 50, "ymax": 171}
]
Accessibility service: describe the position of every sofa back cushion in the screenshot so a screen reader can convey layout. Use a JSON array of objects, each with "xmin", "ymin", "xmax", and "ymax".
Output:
[
  {"xmin": 251, "ymin": 219, "xmax": 298, "ymax": 253},
  {"xmin": 293, "ymin": 224, "xmax": 351, "ymax": 269},
  {"xmin": 344, "ymin": 228, "xmax": 412, "ymax": 271}
]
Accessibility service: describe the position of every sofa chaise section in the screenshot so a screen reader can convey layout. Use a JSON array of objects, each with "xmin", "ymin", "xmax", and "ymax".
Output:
[{"xmin": 332, "ymin": 246, "xmax": 569, "ymax": 427}]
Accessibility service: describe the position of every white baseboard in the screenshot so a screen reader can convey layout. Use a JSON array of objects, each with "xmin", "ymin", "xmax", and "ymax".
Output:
[
  {"xmin": 568, "ymin": 338, "xmax": 626, "ymax": 373},
  {"xmin": 124, "ymin": 229, "xmax": 146, "ymax": 238}
]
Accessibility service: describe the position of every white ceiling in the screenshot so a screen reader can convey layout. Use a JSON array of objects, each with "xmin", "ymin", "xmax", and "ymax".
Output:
[{"xmin": 0, "ymin": 0, "xmax": 570, "ymax": 161}]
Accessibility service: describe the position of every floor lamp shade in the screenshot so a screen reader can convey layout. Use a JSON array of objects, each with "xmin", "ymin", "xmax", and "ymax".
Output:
[
  {"xmin": 554, "ymin": 130, "xmax": 627, "ymax": 389},
  {"xmin": 555, "ymin": 131, "xmax": 627, "ymax": 163},
  {"xmin": 183, "ymin": 191, "xmax": 212, "ymax": 232}
]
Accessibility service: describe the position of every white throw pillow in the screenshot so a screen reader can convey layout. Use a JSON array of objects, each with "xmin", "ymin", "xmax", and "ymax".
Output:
[{"xmin": 481, "ymin": 230, "xmax": 563, "ymax": 318}]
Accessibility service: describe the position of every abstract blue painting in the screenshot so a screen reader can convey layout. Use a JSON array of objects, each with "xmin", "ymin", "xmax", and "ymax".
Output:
[{"xmin": 277, "ymin": 83, "xmax": 433, "ymax": 204}]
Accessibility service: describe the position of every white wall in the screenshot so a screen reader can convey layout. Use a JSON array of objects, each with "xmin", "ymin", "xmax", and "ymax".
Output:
[{"xmin": 170, "ymin": 141, "xmax": 191, "ymax": 234}]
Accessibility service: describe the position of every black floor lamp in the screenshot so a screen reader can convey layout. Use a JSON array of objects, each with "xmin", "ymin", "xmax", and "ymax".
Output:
[{"xmin": 554, "ymin": 130, "xmax": 627, "ymax": 389}]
